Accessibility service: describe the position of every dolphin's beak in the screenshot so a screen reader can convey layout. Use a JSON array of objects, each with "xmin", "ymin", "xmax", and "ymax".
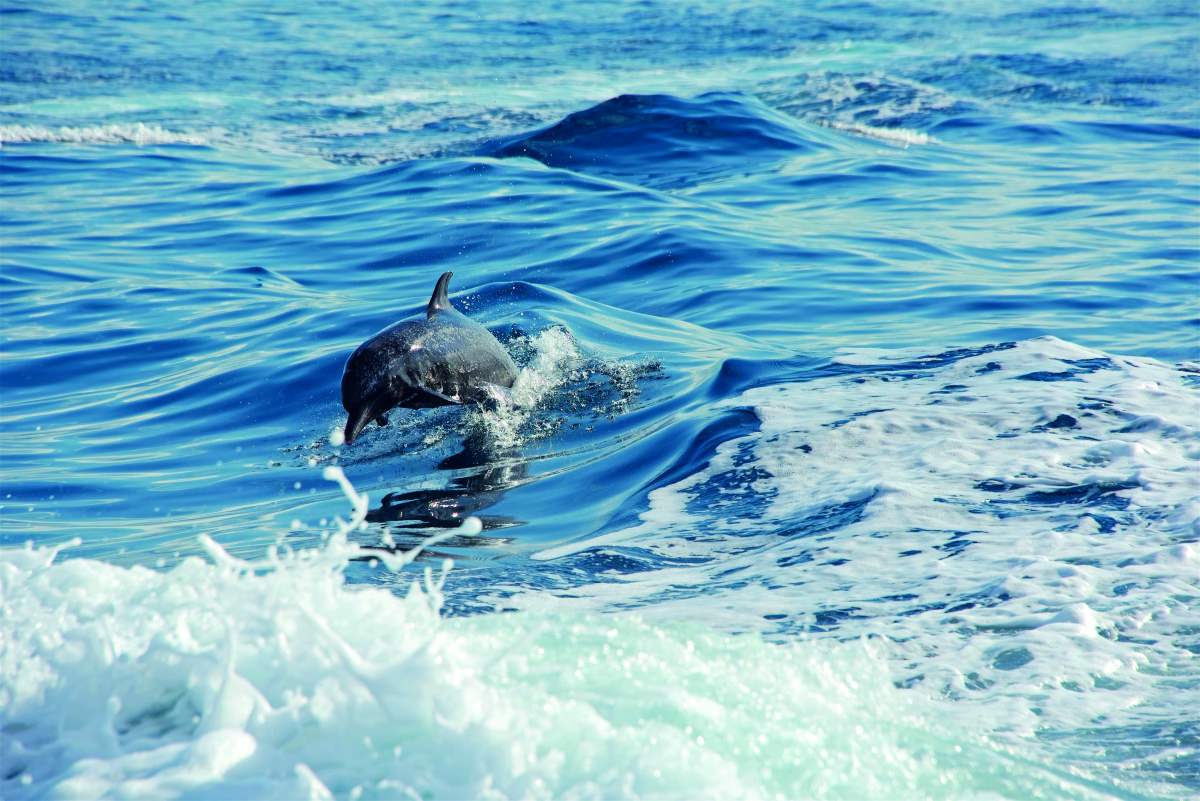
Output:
[{"xmin": 343, "ymin": 406, "xmax": 375, "ymax": 445}]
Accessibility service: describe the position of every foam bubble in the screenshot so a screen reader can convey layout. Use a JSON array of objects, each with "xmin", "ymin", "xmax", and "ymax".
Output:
[
  {"xmin": 467, "ymin": 326, "xmax": 583, "ymax": 448},
  {"xmin": 521, "ymin": 337, "xmax": 1199, "ymax": 788},
  {"xmin": 0, "ymin": 485, "xmax": 1118, "ymax": 801},
  {"xmin": 830, "ymin": 120, "xmax": 934, "ymax": 146},
  {"xmin": 0, "ymin": 123, "xmax": 207, "ymax": 147}
]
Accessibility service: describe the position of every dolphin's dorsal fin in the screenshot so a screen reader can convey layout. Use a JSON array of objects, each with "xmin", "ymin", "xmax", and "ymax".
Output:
[{"xmin": 427, "ymin": 272, "xmax": 453, "ymax": 318}]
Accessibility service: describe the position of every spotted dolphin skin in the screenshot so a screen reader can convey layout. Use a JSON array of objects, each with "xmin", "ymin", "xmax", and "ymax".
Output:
[{"xmin": 340, "ymin": 272, "xmax": 518, "ymax": 444}]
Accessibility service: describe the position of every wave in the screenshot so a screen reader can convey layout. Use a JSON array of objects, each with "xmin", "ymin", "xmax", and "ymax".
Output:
[
  {"xmin": 828, "ymin": 120, "xmax": 934, "ymax": 146},
  {"xmin": 2, "ymin": 334, "xmax": 1185, "ymax": 797},
  {"xmin": 516, "ymin": 336, "xmax": 1199, "ymax": 789},
  {"xmin": 0, "ymin": 470, "xmax": 1123, "ymax": 801},
  {"xmin": 0, "ymin": 123, "xmax": 207, "ymax": 147},
  {"xmin": 484, "ymin": 92, "xmax": 835, "ymax": 189}
]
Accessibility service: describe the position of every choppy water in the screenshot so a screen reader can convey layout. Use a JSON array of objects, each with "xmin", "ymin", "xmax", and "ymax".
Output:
[{"xmin": 2, "ymin": 1, "xmax": 1199, "ymax": 798}]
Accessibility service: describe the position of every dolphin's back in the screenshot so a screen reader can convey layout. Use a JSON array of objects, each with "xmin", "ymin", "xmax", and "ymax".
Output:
[
  {"xmin": 398, "ymin": 308, "xmax": 518, "ymax": 404},
  {"xmin": 340, "ymin": 272, "xmax": 521, "ymax": 443}
]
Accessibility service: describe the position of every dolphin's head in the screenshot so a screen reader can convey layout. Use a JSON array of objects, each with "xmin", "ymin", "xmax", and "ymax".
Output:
[{"xmin": 340, "ymin": 340, "xmax": 402, "ymax": 445}]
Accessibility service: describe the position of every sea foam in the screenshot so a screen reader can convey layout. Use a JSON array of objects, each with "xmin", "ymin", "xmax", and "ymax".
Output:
[
  {"xmin": 523, "ymin": 337, "xmax": 1199, "ymax": 786},
  {"xmin": 0, "ymin": 123, "xmax": 207, "ymax": 147},
  {"xmin": 1, "ymin": 466, "xmax": 1118, "ymax": 800}
]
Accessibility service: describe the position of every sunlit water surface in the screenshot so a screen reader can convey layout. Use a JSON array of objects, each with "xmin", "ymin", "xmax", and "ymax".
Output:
[{"xmin": 2, "ymin": 2, "xmax": 1198, "ymax": 798}]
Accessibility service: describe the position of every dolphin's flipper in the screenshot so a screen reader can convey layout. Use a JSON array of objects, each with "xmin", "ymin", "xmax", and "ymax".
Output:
[
  {"xmin": 427, "ymin": 272, "xmax": 453, "ymax": 318},
  {"xmin": 411, "ymin": 383, "xmax": 462, "ymax": 405}
]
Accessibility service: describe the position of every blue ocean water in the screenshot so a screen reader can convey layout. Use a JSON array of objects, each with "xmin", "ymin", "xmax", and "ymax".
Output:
[{"xmin": 2, "ymin": 1, "xmax": 1199, "ymax": 798}]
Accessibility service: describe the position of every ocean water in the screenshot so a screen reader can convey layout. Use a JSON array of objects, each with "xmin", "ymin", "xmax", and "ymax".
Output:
[{"xmin": 2, "ymin": 1, "xmax": 1199, "ymax": 798}]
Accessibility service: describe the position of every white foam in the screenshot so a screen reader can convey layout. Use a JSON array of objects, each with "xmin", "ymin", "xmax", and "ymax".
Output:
[
  {"xmin": 467, "ymin": 326, "xmax": 583, "ymax": 448},
  {"xmin": 522, "ymin": 337, "xmax": 1200, "ymax": 779},
  {"xmin": 0, "ymin": 473, "xmax": 1120, "ymax": 800},
  {"xmin": 829, "ymin": 120, "xmax": 934, "ymax": 146},
  {"xmin": 0, "ymin": 123, "xmax": 207, "ymax": 147},
  {"xmin": 328, "ymin": 425, "xmax": 346, "ymax": 448}
]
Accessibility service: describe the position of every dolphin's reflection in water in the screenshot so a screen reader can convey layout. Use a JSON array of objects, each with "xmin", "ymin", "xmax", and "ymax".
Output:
[{"xmin": 359, "ymin": 439, "xmax": 527, "ymax": 556}]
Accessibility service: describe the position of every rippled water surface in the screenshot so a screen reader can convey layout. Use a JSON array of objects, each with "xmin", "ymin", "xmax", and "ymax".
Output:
[{"xmin": 2, "ymin": 2, "xmax": 1199, "ymax": 798}]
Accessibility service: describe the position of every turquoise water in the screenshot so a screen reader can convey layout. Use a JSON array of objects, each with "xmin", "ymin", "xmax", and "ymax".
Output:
[{"xmin": 2, "ymin": 1, "xmax": 1198, "ymax": 798}]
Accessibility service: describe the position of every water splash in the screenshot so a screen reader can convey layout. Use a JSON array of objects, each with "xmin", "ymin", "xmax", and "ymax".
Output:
[
  {"xmin": 0, "ymin": 468, "xmax": 1126, "ymax": 800},
  {"xmin": 467, "ymin": 326, "xmax": 584, "ymax": 448}
]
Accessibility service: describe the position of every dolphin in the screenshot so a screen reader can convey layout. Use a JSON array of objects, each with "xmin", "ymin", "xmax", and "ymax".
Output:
[{"xmin": 340, "ymin": 272, "xmax": 518, "ymax": 444}]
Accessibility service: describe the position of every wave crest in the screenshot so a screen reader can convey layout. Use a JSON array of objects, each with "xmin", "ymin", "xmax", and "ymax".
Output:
[
  {"xmin": 0, "ymin": 123, "xmax": 206, "ymax": 146},
  {"xmin": 486, "ymin": 92, "xmax": 827, "ymax": 189}
]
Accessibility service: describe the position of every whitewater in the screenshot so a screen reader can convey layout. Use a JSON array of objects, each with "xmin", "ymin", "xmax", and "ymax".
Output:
[{"xmin": 2, "ymin": 1, "xmax": 1198, "ymax": 798}]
